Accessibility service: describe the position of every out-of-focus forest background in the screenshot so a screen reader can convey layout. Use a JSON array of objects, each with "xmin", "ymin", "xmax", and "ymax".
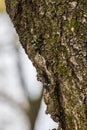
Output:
[{"xmin": 0, "ymin": 0, "xmax": 58, "ymax": 130}]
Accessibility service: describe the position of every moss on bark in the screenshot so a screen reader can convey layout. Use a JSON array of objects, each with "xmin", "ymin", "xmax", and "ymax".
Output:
[{"xmin": 5, "ymin": 0, "xmax": 87, "ymax": 130}]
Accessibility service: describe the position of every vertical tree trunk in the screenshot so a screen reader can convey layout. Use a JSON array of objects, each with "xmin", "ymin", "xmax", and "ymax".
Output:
[{"xmin": 5, "ymin": 0, "xmax": 87, "ymax": 130}]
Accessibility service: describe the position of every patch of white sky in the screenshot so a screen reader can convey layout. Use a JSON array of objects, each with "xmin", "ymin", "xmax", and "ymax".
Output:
[
  {"xmin": 0, "ymin": 13, "xmax": 28, "ymax": 105},
  {"xmin": 0, "ymin": 13, "xmax": 58, "ymax": 130},
  {"xmin": 0, "ymin": 102, "xmax": 30, "ymax": 130},
  {"xmin": 19, "ymin": 44, "xmax": 43, "ymax": 100}
]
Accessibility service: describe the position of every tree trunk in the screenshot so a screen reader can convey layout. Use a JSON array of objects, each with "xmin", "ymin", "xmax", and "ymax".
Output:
[{"xmin": 5, "ymin": 0, "xmax": 87, "ymax": 130}]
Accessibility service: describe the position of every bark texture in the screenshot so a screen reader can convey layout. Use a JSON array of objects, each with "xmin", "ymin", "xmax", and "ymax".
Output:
[{"xmin": 5, "ymin": 0, "xmax": 87, "ymax": 130}]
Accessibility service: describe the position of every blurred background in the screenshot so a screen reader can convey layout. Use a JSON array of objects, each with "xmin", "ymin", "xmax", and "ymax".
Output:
[{"xmin": 0, "ymin": 1, "xmax": 58, "ymax": 130}]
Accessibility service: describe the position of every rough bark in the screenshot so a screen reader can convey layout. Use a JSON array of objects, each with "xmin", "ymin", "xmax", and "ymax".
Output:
[{"xmin": 5, "ymin": 0, "xmax": 87, "ymax": 130}]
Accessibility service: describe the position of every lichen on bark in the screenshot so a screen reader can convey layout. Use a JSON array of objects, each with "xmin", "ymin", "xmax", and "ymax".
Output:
[{"xmin": 5, "ymin": 0, "xmax": 87, "ymax": 130}]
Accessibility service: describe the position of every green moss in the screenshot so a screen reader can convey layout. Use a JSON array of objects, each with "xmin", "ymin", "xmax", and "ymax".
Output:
[
  {"xmin": 67, "ymin": 115, "xmax": 75, "ymax": 130},
  {"xmin": 70, "ymin": 18, "xmax": 76, "ymax": 28},
  {"xmin": 10, "ymin": 0, "xmax": 18, "ymax": 9},
  {"xmin": 57, "ymin": 64, "xmax": 70, "ymax": 76},
  {"xmin": 57, "ymin": 4, "xmax": 65, "ymax": 15}
]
